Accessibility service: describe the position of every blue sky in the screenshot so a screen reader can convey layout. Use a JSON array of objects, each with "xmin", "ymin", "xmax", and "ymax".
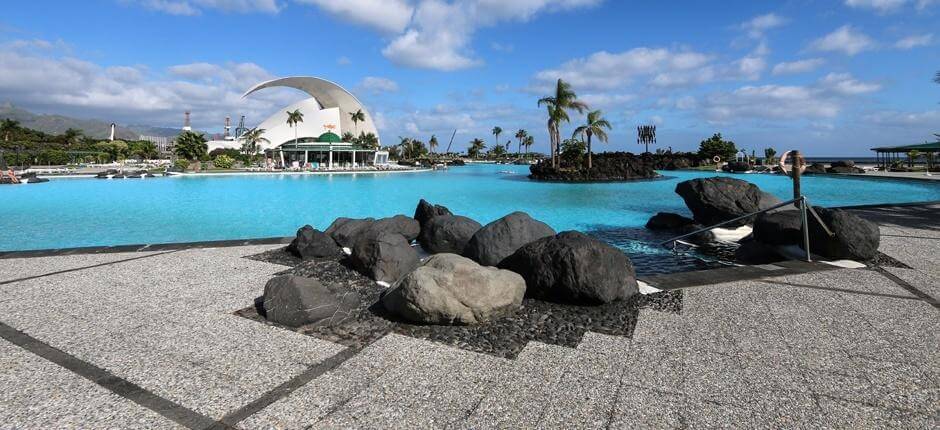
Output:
[{"xmin": 1, "ymin": 0, "xmax": 937, "ymax": 155}]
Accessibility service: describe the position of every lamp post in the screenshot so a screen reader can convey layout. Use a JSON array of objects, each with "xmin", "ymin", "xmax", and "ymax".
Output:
[{"xmin": 637, "ymin": 125, "xmax": 656, "ymax": 154}]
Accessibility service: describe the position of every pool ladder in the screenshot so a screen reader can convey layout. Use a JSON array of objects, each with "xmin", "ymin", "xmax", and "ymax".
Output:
[{"xmin": 660, "ymin": 195, "xmax": 834, "ymax": 262}]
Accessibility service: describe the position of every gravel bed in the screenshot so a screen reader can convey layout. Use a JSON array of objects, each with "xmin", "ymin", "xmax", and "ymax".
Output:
[
  {"xmin": 236, "ymin": 247, "xmax": 683, "ymax": 358},
  {"xmin": 869, "ymin": 251, "xmax": 912, "ymax": 269}
]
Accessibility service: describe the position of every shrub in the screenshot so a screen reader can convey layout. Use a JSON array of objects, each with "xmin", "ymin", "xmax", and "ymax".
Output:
[
  {"xmin": 213, "ymin": 154, "xmax": 235, "ymax": 169},
  {"xmin": 174, "ymin": 159, "xmax": 190, "ymax": 171}
]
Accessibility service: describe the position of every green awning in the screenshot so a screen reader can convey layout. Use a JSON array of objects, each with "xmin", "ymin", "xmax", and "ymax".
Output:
[
  {"xmin": 317, "ymin": 131, "xmax": 342, "ymax": 143},
  {"xmin": 871, "ymin": 141, "xmax": 940, "ymax": 152}
]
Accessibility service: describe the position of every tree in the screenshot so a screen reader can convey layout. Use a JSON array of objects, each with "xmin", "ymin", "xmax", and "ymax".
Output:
[
  {"xmin": 538, "ymin": 78, "xmax": 588, "ymax": 168},
  {"xmin": 908, "ymin": 149, "xmax": 921, "ymax": 168},
  {"xmin": 1, "ymin": 119, "xmax": 19, "ymax": 142},
  {"xmin": 130, "ymin": 141, "xmax": 157, "ymax": 160},
  {"xmin": 429, "ymin": 135, "xmax": 438, "ymax": 160},
  {"xmin": 514, "ymin": 129, "xmax": 527, "ymax": 156},
  {"xmin": 559, "ymin": 138, "xmax": 586, "ymax": 167},
  {"xmin": 763, "ymin": 148, "xmax": 777, "ymax": 165},
  {"xmin": 359, "ymin": 132, "xmax": 379, "ymax": 149},
  {"xmin": 489, "ymin": 143, "xmax": 506, "ymax": 158},
  {"xmin": 240, "ymin": 127, "xmax": 269, "ymax": 159},
  {"xmin": 467, "ymin": 138, "xmax": 486, "ymax": 158},
  {"xmin": 174, "ymin": 131, "xmax": 208, "ymax": 171},
  {"xmin": 62, "ymin": 128, "xmax": 83, "ymax": 147},
  {"xmin": 524, "ymin": 135, "xmax": 534, "ymax": 157},
  {"xmin": 697, "ymin": 133, "xmax": 737, "ymax": 162},
  {"xmin": 349, "ymin": 109, "xmax": 365, "ymax": 135},
  {"xmin": 572, "ymin": 110, "xmax": 611, "ymax": 169},
  {"xmin": 492, "ymin": 126, "xmax": 502, "ymax": 152},
  {"xmin": 95, "ymin": 140, "xmax": 129, "ymax": 163},
  {"xmin": 342, "ymin": 131, "xmax": 356, "ymax": 143},
  {"xmin": 286, "ymin": 109, "xmax": 304, "ymax": 146}
]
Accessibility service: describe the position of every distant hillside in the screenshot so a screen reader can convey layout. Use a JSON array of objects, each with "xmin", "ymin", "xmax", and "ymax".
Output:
[{"xmin": 0, "ymin": 104, "xmax": 194, "ymax": 140}]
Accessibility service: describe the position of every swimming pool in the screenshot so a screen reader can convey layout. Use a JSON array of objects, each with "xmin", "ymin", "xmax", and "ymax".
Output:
[{"xmin": 2, "ymin": 164, "xmax": 938, "ymax": 254}]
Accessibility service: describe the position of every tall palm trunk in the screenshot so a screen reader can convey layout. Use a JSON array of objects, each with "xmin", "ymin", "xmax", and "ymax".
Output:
[{"xmin": 586, "ymin": 130, "xmax": 593, "ymax": 169}]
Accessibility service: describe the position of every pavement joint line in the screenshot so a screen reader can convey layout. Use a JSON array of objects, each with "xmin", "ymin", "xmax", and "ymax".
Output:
[
  {"xmin": 0, "ymin": 237, "xmax": 292, "ymax": 260},
  {"xmin": 870, "ymin": 266, "xmax": 940, "ymax": 310},
  {"xmin": 212, "ymin": 346, "xmax": 360, "ymax": 428},
  {"xmin": 0, "ymin": 250, "xmax": 180, "ymax": 286},
  {"xmin": 758, "ymin": 279, "xmax": 926, "ymax": 301},
  {"xmin": 0, "ymin": 320, "xmax": 221, "ymax": 430}
]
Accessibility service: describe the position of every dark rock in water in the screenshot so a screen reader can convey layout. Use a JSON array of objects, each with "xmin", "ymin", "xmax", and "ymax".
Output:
[
  {"xmin": 463, "ymin": 211, "xmax": 556, "ymax": 267},
  {"xmin": 350, "ymin": 232, "xmax": 419, "ymax": 284},
  {"xmin": 831, "ymin": 160, "xmax": 855, "ymax": 168},
  {"xmin": 662, "ymin": 156, "xmax": 692, "ymax": 170},
  {"xmin": 413, "ymin": 199, "xmax": 453, "ymax": 229},
  {"xmin": 25, "ymin": 177, "xmax": 49, "ymax": 183},
  {"xmin": 645, "ymin": 212, "xmax": 696, "ymax": 230},
  {"xmin": 325, "ymin": 217, "xmax": 377, "ymax": 248},
  {"xmin": 735, "ymin": 239, "xmax": 786, "ymax": 264},
  {"xmin": 826, "ymin": 165, "xmax": 864, "ymax": 174},
  {"xmin": 805, "ymin": 207, "xmax": 880, "ymax": 260},
  {"xmin": 804, "ymin": 162, "xmax": 827, "ymax": 174},
  {"xmin": 262, "ymin": 275, "xmax": 359, "ymax": 327},
  {"xmin": 674, "ymin": 177, "xmax": 764, "ymax": 227},
  {"xmin": 287, "ymin": 225, "xmax": 341, "ymax": 260},
  {"xmin": 95, "ymin": 169, "xmax": 119, "ymax": 179},
  {"xmin": 529, "ymin": 152, "xmax": 660, "ymax": 182},
  {"xmin": 382, "ymin": 253, "xmax": 525, "ymax": 325},
  {"xmin": 372, "ymin": 215, "xmax": 420, "ymax": 242},
  {"xmin": 418, "ymin": 215, "xmax": 482, "ymax": 254},
  {"xmin": 723, "ymin": 161, "xmax": 752, "ymax": 173},
  {"xmin": 753, "ymin": 211, "xmax": 804, "ymax": 246},
  {"xmin": 759, "ymin": 191, "xmax": 785, "ymax": 211},
  {"xmin": 500, "ymin": 231, "xmax": 638, "ymax": 305},
  {"xmin": 448, "ymin": 159, "xmax": 466, "ymax": 166}
]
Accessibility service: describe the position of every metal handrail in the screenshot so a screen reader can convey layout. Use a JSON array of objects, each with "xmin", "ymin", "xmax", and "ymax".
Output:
[{"xmin": 660, "ymin": 195, "xmax": 833, "ymax": 262}]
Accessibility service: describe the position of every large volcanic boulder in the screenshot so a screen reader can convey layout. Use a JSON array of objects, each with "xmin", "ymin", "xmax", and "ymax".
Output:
[
  {"xmin": 262, "ymin": 275, "xmax": 359, "ymax": 327},
  {"xmin": 735, "ymin": 238, "xmax": 786, "ymax": 265},
  {"xmin": 646, "ymin": 212, "xmax": 696, "ymax": 230},
  {"xmin": 826, "ymin": 165, "xmax": 865, "ymax": 174},
  {"xmin": 463, "ymin": 212, "xmax": 556, "ymax": 266},
  {"xmin": 751, "ymin": 207, "xmax": 880, "ymax": 260},
  {"xmin": 807, "ymin": 207, "xmax": 880, "ymax": 260},
  {"xmin": 350, "ymin": 232, "xmax": 420, "ymax": 284},
  {"xmin": 414, "ymin": 199, "xmax": 453, "ymax": 228},
  {"xmin": 381, "ymin": 254, "xmax": 525, "ymax": 325},
  {"xmin": 722, "ymin": 161, "xmax": 752, "ymax": 173},
  {"xmin": 804, "ymin": 163, "xmax": 827, "ymax": 174},
  {"xmin": 500, "ymin": 231, "xmax": 638, "ymax": 305},
  {"xmin": 674, "ymin": 177, "xmax": 767, "ymax": 227},
  {"xmin": 325, "ymin": 217, "xmax": 376, "ymax": 248},
  {"xmin": 326, "ymin": 215, "xmax": 419, "ymax": 248},
  {"xmin": 418, "ymin": 215, "xmax": 482, "ymax": 254},
  {"xmin": 830, "ymin": 160, "xmax": 855, "ymax": 168},
  {"xmin": 529, "ymin": 152, "xmax": 660, "ymax": 181},
  {"xmin": 287, "ymin": 225, "xmax": 341, "ymax": 260}
]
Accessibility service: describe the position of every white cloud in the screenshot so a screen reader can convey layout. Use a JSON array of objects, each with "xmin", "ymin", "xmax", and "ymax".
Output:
[
  {"xmin": 734, "ymin": 55, "xmax": 766, "ymax": 81},
  {"xmin": 894, "ymin": 33, "xmax": 933, "ymax": 49},
  {"xmin": 579, "ymin": 93, "xmax": 634, "ymax": 108},
  {"xmin": 336, "ymin": 56, "xmax": 352, "ymax": 65},
  {"xmin": 126, "ymin": 0, "xmax": 281, "ymax": 15},
  {"xmin": 864, "ymin": 109, "xmax": 940, "ymax": 127},
  {"xmin": 533, "ymin": 47, "xmax": 713, "ymax": 91},
  {"xmin": 844, "ymin": 0, "xmax": 910, "ymax": 13},
  {"xmin": 740, "ymin": 13, "xmax": 787, "ymax": 38},
  {"xmin": 294, "ymin": 0, "xmax": 413, "ymax": 34},
  {"xmin": 809, "ymin": 25, "xmax": 876, "ymax": 56},
  {"xmin": 358, "ymin": 76, "xmax": 400, "ymax": 94},
  {"xmin": 772, "ymin": 58, "xmax": 825, "ymax": 75},
  {"xmin": 700, "ymin": 73, "xmax": 880, "ymax": 123}
]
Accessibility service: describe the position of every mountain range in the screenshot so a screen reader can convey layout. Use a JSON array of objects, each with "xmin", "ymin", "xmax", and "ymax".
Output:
[{"xmin": 0, "ymin": 103, "xmax": 191, "ymax": 140}]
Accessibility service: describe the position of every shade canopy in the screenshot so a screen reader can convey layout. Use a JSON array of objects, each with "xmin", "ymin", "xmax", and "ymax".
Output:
[
  {"xmin": 317, "ymin": 131, "xmax": 342, "ymax": 143},
  {"xmin": 871, "ymin": 141, "xmax": 940, "ymax": 152}
]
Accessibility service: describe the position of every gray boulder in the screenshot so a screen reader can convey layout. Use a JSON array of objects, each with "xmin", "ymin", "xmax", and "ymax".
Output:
[
  {"xmin": 325, "ymin": 217, "xmax": 376, "ymax": 248},
  {"xmin": 418, "ymin": 215, "xmax": 482, "ymax": 254},
  {"xmin": 414, "ymin": 199, "xmax": 453, "ymax": 228},
  {"xmin": 287, "ymin": 225, "xmax": 341, "ymax": 260},
  {"xmin": 804, "ymin": 163, "xmax": 827, "ymax": 174},
  {"xmin": 463, "ymin": 212, "xmax": 556, "ymax": 266},
  {"xmin": 753, "ymin": 211, "xmax": 804, "ymax": 246},
  {"xmin": 806, "ymin": 207, "xmax": 880, "ymax": 260},
  {"xmin": 372, "ymin": 215, "xmax": 420, "ymax": 242},
  {"xmin": 350, "ymin": 232, "xmax": 420, "ymax": 284},
  {"xmin": 382, "ymin": 253, "xmax": 525, "ymax": 325},
  {"xmin": 499, "ymin": 231, "xmax": 638, "ymax": 305},
  {"xmin": 262, "ymin": 275, "xmax": 359, "ymax": 327},
  {"xmin": 674, "ymin": 177, "xmax": 764, "ymax": 227}
]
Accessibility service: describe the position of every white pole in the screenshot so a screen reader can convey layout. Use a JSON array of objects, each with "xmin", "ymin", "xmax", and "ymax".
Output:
[
  {"xmin": 352, "ymin": 150, "xmax": 356, "ymax": 167},
  {"xmin": 279, "ymin": 149, "xmax": 285, "ymax": 168},
  {"xmin": 328, "ymin": 146, "xmax": 333, "ymax": 170},
  {"xmin": 304, "ymin": 150, "xmax": 309, "ymax": 166}
]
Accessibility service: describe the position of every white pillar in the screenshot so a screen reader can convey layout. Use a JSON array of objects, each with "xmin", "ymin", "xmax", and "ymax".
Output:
[
  {"xmin": 352, "ymin": 150, "xmax": 356, "ymax": 167},
  {"xmin": 304, "ymin": 150, "xmax": 309, "ymax": 166},
  {"xmin": 279, "ymin": 150, "xmax": 285, "ymax": 168},
  {"xmin": 328, "ymin": 146, "xmax": 333, "ymax": 170}
]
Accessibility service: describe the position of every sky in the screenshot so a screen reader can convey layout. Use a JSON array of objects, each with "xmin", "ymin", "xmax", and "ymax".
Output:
[{"xmin": 0, "ymin": 0, "xmax": 938, "ymax": 156}]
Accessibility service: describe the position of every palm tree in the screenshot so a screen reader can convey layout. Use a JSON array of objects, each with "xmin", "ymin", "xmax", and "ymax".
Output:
[
  {"xmin": 62, "ymin": 128, "xmax": 82, "ymax": 147},
  {"xmin": 763, "ymin": 148, "xmax": 777, "ymax": 165},
  {"xmin": 349, "ymin": 109, "xmax": 365, "ymax": 135},
  {"xmin": 468, "ymin": 138, "xmax": 486, "ymax": 159},
  {"xmin": 174, "ymin": 131, "xmax": 208, "ymax": 171},
  {"xmin": 342, "ymin": 131, "xmax": 356, "ymax": 143},
  {"xmin": 908, "ymin": 149, "xmax": 921, "ymax": 168},
  {"xmin": 524, "ymin": 135, "xmax": 534, "ymax": 157},
  {"xmin": 514, "ymin": 129, "xmax": 527, "ymax": 157},
  {"xmin": 286, "ymin": 109, "xmax": 304, "ymax": 146},
  {"xmin": 492, "ymin": 127, "xmax": 502, "ymax": 152},
  {"xmin": 359, "ymin": 132, "xmax": 379, "ymax": 149},
  {"xmin": 240, "ymin": 127, "xmax": 269, "ymax": 159},
  {"xmin": 429, "ymin": 135, "xmax": 439, "ymax": 160},
  {"xmin": 1, "ymin": 119, "xmax": 19, "ymax": 142},
  {"xmin": 571, "ymin": 110, "xmax": 611, "ymax": 169},
  {"xmin": 538, "ymin": 78, "xmax": 588, "ymax": 168}
]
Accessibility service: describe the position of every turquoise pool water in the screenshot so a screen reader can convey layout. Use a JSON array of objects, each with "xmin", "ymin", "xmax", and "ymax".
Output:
[{"xmin": 2, "ymin": 164, "xmax": 939, "ymax": 253}]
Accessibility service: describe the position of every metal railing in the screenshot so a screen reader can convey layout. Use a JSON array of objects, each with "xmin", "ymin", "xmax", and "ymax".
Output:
[{"xmin": 660, "ymin": 195, "xmax": 834, "ymax": 262}]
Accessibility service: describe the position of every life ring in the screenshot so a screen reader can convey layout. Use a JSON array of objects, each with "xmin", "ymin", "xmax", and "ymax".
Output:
[
  {"xmin": 712, "ymin": 156, "xmax": 721, "ymax": 163},
  {"xmin": 778, "ymin": 151, "xmax": 806, "ymax": 177}
]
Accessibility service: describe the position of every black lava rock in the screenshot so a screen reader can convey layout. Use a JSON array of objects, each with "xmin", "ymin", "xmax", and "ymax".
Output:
[
  {"xmin": 805, "ymin": 207, "xmax": 880, "ymax": 260},
  {"xmin": 529, "ymin": 152, "xmax": 660, "ymax": 182},
  {"xmin": 645, "ymin": 212, "xmax": 696, "ymax": 230},
  {"xmin": 262, "ymin": 275, "xmax": 359, "ymax": 328},
  {"xmin": 418, "ymin": 215, "xmax": 482, "ymax": 254},
  {"xmin": 413, "ymin": 199, "xmax": 453, "ymax": 229},
  {"xmin": 463, "ymin": 211, "xmax": 556, "ymax": 267},
  {"xmin": 350, "ymin": 232, "xmax": 420, "ymax": 284},
  {"xmin": 674, "ymin": 177, "xmax": 765, "ymax": 227},
  {"xmin": 500, "ymin": 231, "xmax": 638, "ymax": 305},
  {"xmin": 287, "ymin": 225, "xmax": 341, "ymax": 260}
]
